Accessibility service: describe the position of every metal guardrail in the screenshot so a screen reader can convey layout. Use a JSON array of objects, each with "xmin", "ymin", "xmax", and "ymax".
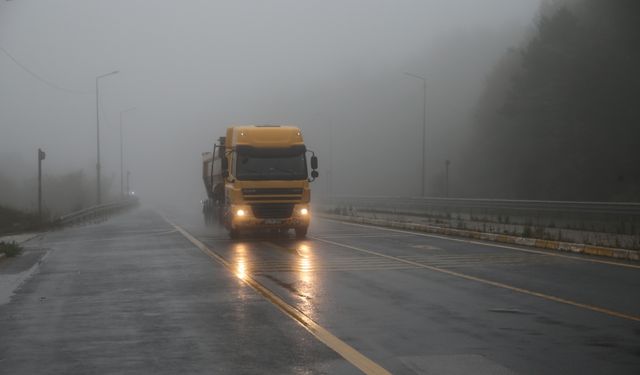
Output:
[
  {"xmin": 318, "ymin": 196, "xmax": 640, "ymax": 238},
  {"xmin": 319, "ymin": 196, "xmax": 640, "ymax": 216},
  {"xmin": 57, "ymin": 197, "xmax": 139, "ymax": 225}
]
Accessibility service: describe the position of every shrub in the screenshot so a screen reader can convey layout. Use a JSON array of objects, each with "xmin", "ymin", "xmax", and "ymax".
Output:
[{"xmin": 0, "ymin": 241, "xmax": 22, "ymax": 257}]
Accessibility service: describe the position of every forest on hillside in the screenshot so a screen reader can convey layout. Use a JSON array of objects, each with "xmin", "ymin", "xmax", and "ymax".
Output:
[{"xmin": 462, "ymin": 0, "xmax": 640, "ymax": 201}]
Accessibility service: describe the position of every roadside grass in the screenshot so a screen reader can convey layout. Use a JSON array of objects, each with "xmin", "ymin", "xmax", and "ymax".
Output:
[{"xmin": 0, "ymin": 241, "xmax": 22, "ymax": 257}]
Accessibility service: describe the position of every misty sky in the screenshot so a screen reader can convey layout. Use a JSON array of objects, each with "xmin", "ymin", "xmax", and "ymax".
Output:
[{"xmin": 0, "ymin": 0, "xmax": 541, "ymax": 205}]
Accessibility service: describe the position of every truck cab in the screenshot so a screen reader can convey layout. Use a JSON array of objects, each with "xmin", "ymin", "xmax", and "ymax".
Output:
[{"xmin": 203, "ymin": 125, "xmax": 318, "ymax": 238}]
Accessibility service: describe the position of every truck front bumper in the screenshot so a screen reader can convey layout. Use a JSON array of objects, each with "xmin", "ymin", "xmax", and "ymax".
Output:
[{"xmin": 229, "ymin": 204, "xmax": 310, "ymax": 230}]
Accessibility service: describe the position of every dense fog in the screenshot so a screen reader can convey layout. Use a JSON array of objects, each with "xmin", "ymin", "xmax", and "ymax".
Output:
[{"xmin": 2, "ymin": 0, "xmax": 636, "ymax": 217}]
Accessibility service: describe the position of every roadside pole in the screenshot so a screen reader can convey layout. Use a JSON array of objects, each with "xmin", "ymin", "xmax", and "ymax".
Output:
[
  {"xmin": 38, "ymin": 148, "xmax": 46, "ymax": 220},
  {"xmin": 445, "ymin": 159, "xmax": 450, "ymax": 198}
]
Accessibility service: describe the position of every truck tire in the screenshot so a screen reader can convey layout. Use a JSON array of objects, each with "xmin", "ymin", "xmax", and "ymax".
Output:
[{"xmin": 295, "ymin": 226, "xmax": 308, "ymax": 239}]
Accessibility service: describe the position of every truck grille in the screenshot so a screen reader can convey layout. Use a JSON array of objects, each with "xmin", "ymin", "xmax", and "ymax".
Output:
[
  {"xmin": 251, "ymin": 203, "xmax": 294, "ymax": 219},
  {"xmin": 243, "ymin": 188, "xmax": 302, "ymax": 202},
  {"xmin": 242, "ymin": 188, "xmax": 303, "ymax": 195}
]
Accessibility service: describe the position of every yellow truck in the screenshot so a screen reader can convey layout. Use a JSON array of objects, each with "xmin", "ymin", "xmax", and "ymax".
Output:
[{"xmin": 202, "ymin": 125, "xmax": 318, "ymax": 238}]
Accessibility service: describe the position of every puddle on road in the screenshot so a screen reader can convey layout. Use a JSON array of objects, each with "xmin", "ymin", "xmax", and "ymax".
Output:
[
  {"xmin": 411, "ymin": 244, "xmax": 442, "ymax": 251},
  {"xmin": 488, "ymin": 307, "xmax": 532, "ymax": 315}
]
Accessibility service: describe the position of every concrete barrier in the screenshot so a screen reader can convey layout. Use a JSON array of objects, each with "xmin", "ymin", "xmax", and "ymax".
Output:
[
  {"xmin": 319, "ymin": 213, "xmax": 640, "ymax": 262},
  {"xmin": 320, "ymin": 197, "xmax": 640, "ymax": 250}
]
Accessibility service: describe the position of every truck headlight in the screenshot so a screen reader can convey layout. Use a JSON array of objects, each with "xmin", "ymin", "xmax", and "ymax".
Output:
[
  {"xmin": 300, "ymin": 208, "xmax": 309, "ymax": 216},
  {"xmin": 236, "ymin": 209, "xmax": 246, "ymax": 217}
]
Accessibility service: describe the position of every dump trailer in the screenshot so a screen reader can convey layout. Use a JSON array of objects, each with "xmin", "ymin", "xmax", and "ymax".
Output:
[{"xmin": 202, "ymin": 125, "xmax": 318, "ymax": 238}]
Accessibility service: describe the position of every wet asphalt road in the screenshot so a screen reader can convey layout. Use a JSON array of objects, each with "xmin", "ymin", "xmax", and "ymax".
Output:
[{"xmin": 1, "ymin": 207, "xmax": 639, "ymax": 374}]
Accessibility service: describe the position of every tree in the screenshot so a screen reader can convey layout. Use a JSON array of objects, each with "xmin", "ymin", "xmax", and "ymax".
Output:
[{"xmin": 465, "ymin": 1, "xmax": 640, "ymax": 201}]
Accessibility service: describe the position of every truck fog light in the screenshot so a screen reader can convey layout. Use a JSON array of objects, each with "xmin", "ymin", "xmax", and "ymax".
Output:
[
  {"xmin": 236, "ymin": 209, "xmax": 246, "ymax": 217},
  {"xmin": 300, "ymin": 208, "xmax": 309, "ymax": 215}
]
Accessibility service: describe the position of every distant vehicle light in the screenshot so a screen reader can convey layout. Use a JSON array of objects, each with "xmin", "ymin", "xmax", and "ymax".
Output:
[
  {"xmin": 300, "ymin": 208, "xmax": 309, "ymax": 215},
  {"xmin": 131, "ymin": 191, "xmax": 135, "ymax": 195},
  {"xmin": 236, "ymin": 209, "xmax": 246, "ymax": 217}
]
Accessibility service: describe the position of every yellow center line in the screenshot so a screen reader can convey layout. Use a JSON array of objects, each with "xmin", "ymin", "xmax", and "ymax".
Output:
[
  {"xmin": 167, "ymin": 221, "xmax": 392, "ymax": 375},
  {"xmin": 321, "ymin": 217, "xmax": 640, "ymax": 270},
  {"xmin": 312, "ymin": 236, "xmax": 640, "ymax": 323}
]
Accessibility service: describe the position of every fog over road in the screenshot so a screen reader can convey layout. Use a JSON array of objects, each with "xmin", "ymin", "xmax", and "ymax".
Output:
[
  {"xmin": 2, "ymin": 2, "xmax": 639, "ymax": 373},
  {"xmin": 1, "ymin": 208, "xmax": 639, "ymax": 374}
]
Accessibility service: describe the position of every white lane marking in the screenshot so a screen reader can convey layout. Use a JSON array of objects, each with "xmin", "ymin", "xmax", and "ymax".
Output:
[{"xmin": 312, "ymin": 236, "xmax": 640, "ymax": 323}]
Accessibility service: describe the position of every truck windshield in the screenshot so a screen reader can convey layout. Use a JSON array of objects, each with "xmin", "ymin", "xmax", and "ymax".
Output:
[{"xmin": 236, "ymin": 148, "xmax": 308, "ymax": 181}]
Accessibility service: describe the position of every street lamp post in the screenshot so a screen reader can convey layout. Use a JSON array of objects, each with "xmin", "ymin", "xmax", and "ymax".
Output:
[
  {"xmin": 126, "ymin": 170, "xmax": 131, "ymax": 196},
  {"xmin": 119, "ymin": 107, "xmax": 136, "ymax": 198},
  {"xmin": 38, "ymin": 148, "xmax": 46, "ymax": 220},
  {"xmin": 404, "ymin": 72, "xmax": 427, "ymax": 196},
  {"xmin": 445, "ymin": 159, "xmax": 451, "ymax": 198},
  {"xmin": 95, "ymin": 70, "xmax": 119, "ymax": 205}
]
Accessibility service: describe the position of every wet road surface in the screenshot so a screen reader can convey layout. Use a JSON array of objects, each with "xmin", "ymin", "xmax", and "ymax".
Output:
[{"xmin": 1, "ymin": 207, "xmax": 639, "ymax": 374}]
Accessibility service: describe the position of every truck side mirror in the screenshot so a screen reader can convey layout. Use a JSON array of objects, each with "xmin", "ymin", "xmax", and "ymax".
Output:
[
  {"xmin": 311, "ymin": 155, "xmax": 318, "ymax": 170},
  {"xmin": 221, "ymin": 157, "xmax": 230, "ymax": 178}
]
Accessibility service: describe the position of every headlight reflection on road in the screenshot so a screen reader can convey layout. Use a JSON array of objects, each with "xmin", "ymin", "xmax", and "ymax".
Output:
[
  {"xmin": 234, "ymin": 244, "xmax": 249, "ymax": 280},
  {"xmin": 296, "ymin": 244, "xmax": 311, "ymax": 258},
  {"xmin": 299, "ymin": 257, "xmax": 312, "ymax": 274},
  {"xmin": 295, "ymin": 243, "xmax": 317, "ymax": 319},
  {"xmin": 236, "ymin": 261, "xmax": 247, "ymax": 280},
  {"xmin": 297, "ymin": 244, "xmax": 313, "ymax": 282}
]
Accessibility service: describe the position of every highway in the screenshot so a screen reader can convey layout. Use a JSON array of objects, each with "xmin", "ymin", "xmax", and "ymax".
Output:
[{"xmin": 1, "ymin": 207, "xmax": 639, "ymax": 374}]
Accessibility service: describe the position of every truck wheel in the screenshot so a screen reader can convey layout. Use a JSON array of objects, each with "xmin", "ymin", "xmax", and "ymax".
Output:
[{"xmin": 295, "ymin": 227, "xmax": 308, "ymax": 239}]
